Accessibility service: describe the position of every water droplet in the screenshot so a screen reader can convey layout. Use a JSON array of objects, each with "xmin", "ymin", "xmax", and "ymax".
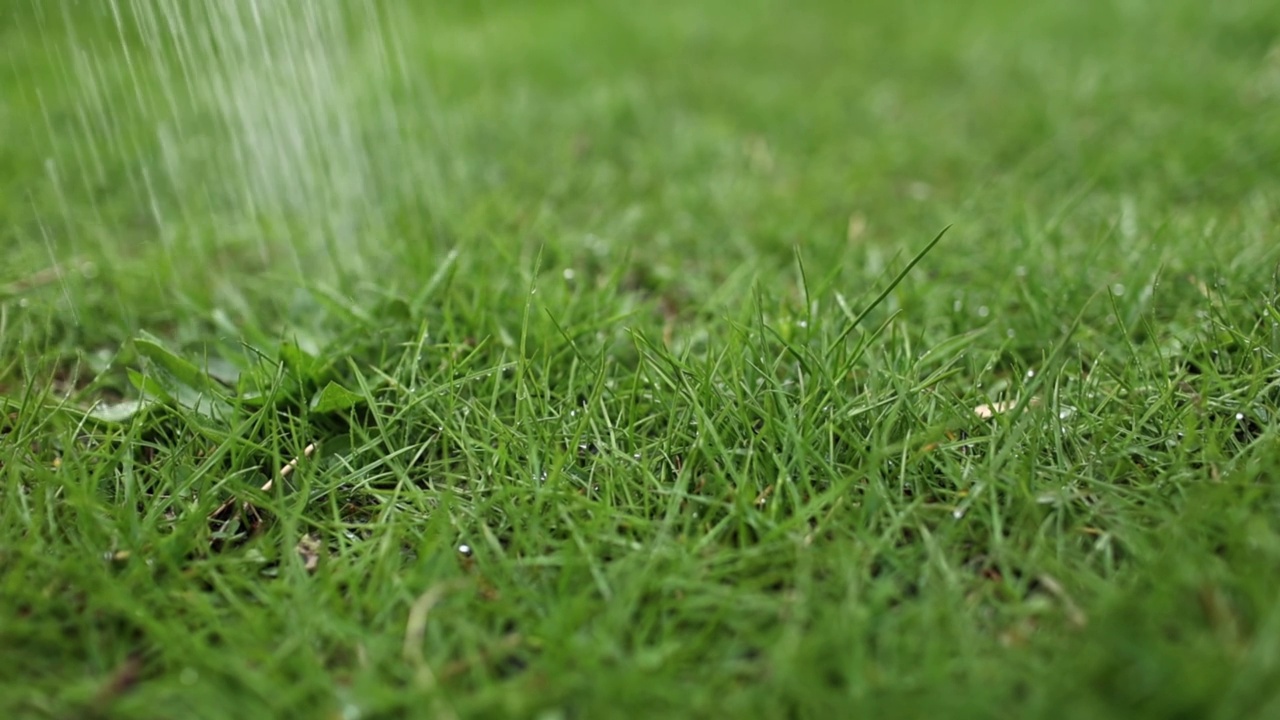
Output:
[
  {"xmin": 1111, "ymin": 283, "xmax": 1126, "ymax": 296},
  {"xmin": 977, "ymin": 306, "xmax": 990, "ymax": 318},
  {"xmin": 457, "ymin": 544, "xmax": 472, "ymax": 557},
  {"xmin": 1025, "ymin": 369, "xmax": 1036, "ymax": 378},
  {"xmin": 563, "ymin": 268, "xmax": 576, "ymax": 281}
]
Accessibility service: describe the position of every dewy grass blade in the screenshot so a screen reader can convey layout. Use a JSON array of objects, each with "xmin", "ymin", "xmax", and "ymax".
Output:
[{"xmin": 826, "ymin": 225, "xmax": 950, "ymax": 356}]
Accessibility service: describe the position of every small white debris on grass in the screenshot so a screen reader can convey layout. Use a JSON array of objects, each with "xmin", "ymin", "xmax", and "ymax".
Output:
[{"xmin": 974, "ymin": 397, "xmax": 1044, "ymax": 419}]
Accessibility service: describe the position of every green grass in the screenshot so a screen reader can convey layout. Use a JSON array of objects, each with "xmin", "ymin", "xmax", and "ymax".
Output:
[{"xmin": 3, "ymin": 0, "xmax": 1280, "ymax": 717}]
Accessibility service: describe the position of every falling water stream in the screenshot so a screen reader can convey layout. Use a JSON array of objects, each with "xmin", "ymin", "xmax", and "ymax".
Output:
[{"xmin": 44, "ymin": 0, "xmax": 419, "ymax": 285}]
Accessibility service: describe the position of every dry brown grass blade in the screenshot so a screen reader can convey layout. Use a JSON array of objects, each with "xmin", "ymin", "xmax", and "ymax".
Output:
[
  {"xmin": 403, "ymin": 580, "xmax": 469, "ymax": 691},
  {"xmin": 210, "ymin": 442, "xmax": 318, "ymax": 526},
  {"xmin": 90, "ymin": 652, "xmax": 146, "ymax": 711}
]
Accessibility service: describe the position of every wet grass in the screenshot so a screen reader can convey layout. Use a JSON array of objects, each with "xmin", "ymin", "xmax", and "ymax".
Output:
[{"xmin": 3, "ymin": 0, "xmax": 1280, "ymax": 717}]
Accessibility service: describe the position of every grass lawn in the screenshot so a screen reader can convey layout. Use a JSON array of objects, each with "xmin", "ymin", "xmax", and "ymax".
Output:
[{"xmin": 3, "ymin": 0, "xmax": 1280, "ymax": 716}]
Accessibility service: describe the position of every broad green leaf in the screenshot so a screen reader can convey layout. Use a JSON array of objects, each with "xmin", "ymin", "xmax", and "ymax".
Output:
[
  {"xmin": 236, "ymin": 391, "xmax": 269, "ymax": 407},
  {"xmin": 309, "ymin": 381, "xmax": 364, "ymax": 414},
  {"xmin": 128, "ymin": 368, "xmax": 176, "ymax": 404},
  {"xmin": 134, "ymin": 338, "xmax": 215, "ymax": 393},
  {"xmin": 85, "ymin": 399, "xmax": 151, "ymax": 424},
  {"xmin": 203, "ymin": 357, "xmax": 241, "ymax": 387},
  {"xmin": 374, "ymin": 296, "xmax": 412, "ymax": 321},
  {"xmin": 130, "ymin": 368, "xmax": 232, "ymax": 420},
  {"xmin": 280, "ymin": 338, "xmax": 328, "ymax": 383},
  {"xmin": 317, "ymin": 433, "xmax": 354, "ymax": 463},
  {"xmin": 178, "ymin": 389, "xmax": 233, "ymax": 420}
]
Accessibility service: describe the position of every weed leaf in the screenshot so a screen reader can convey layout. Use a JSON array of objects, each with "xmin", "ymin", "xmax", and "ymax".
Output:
[{"xmin": 309, "ymin": 381, "xmax": 365, "ymax": 414}]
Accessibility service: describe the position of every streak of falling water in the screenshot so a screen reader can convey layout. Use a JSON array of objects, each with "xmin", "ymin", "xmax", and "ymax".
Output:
[{"xmin": 48, "ymin": 0, "xmax": 418, "ymax": 284}]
